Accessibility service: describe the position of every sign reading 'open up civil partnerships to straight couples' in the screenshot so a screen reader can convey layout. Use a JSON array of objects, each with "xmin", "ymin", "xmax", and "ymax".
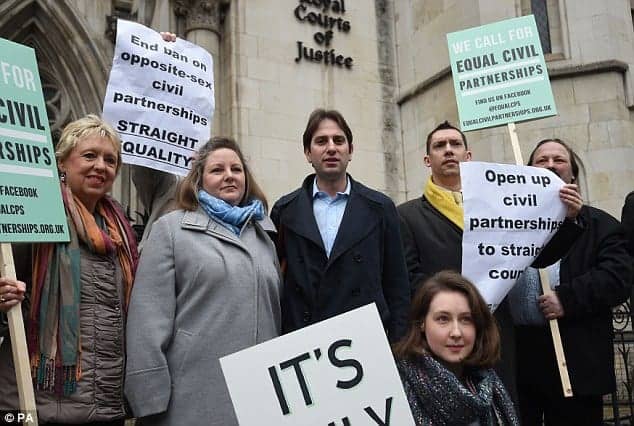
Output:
[
  {"xmin": 460, "ymin": 162, "xmax": 567, "ymax": 311},
  {"xmin": 447, "ymin": 15, "xmax": 557, "ymax": 131},
  {"xmin": 221, "ymin": 304, "xmax": 415, "ymax": 426},
  {"xmin": 0, "ymin": 38, "xmax": 69, "ymax": 242}
]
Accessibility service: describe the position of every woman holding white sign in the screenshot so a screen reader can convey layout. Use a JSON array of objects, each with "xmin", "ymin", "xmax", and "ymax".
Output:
[
  {"xmin": 0, "ymin": 114, "xmax": 139, "ymax": 425},
  {"xmin": 394, "ymin": 271, "xmax": 519, "ymax": 425},
  {"xmin": 125, "ymin": 137, "xmax": 281, "ymax": 426}
]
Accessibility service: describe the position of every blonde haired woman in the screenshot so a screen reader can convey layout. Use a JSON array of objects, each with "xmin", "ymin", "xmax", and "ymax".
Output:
[
  {"xmin": 125, "ymin": 137, "xmax": 281, "ymax": 426},
  {"xmin": 0, "ymin": 114, "xmax": 138, "ymax": 425}
]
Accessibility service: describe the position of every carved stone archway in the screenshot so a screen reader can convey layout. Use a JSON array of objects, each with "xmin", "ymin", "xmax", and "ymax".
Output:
[
  {"xmin": 0, "ymin": 0, "xmax": 111, "ymax": 144},
  {"xmin": 0, "ymin": 0, "xmax": 138, "ymax": 215}
]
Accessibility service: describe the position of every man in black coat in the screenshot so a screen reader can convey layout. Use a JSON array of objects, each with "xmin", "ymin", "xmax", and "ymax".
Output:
[
  {"xmin": 623, "ymin": 190, "xmax": 634, "ymax": 256},
  {"xmin": 511, "ymin": 139, "xmax": 633, "ymax": 425},
  {"xmin": 270, "ymin": 109, "xmax": 410, "ymax": 342},
  {"xmin": 397, "ymin": 122, "xmax": 583, "ymax": 404}
]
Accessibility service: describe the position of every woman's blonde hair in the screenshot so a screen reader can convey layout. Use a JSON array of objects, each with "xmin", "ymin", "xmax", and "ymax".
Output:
[
  {"xmin": 177, "ymin": 137, "xmax": 268, "ymax": 211},
  {"xmin": 56, "ymin": 114, "xmax": 122, "ymax": 173}
]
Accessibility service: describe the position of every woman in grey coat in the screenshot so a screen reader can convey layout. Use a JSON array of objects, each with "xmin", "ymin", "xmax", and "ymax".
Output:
[{"xmin": 125, "ymin": 137, "xmax": 282, "ymax": 425}]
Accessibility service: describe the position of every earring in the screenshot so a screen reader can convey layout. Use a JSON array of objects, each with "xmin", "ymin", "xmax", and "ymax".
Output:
[{"xmin": 60, "ymin": 171, "xmax": 66, "ymax": 183}]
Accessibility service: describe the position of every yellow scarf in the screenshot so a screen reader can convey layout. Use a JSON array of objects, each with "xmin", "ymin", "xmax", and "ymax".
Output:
[{"xmin": 423, "ymin": 176, "xmax": 464, "ymax": 230}]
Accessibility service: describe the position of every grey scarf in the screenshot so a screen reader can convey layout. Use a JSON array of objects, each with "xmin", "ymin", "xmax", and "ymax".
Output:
[{"xmin": 397, "ymin": 354, "xmax": 519, "ymax": 425}]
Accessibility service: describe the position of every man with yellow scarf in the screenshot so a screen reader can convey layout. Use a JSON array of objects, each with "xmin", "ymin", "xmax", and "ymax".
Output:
[
  {"xmin": 397, "ymin": 121, "xmax": 582, "ymax": 406},
  {"xmin": 398, "ymin": 122, "xmax": 471, "ymax": 293}
]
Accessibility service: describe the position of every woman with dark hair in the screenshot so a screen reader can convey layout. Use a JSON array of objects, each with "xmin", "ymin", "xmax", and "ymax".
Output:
[
  {"xmin": 393, "ymin": 271, "xmax": 518, "ymax": 425},
  {"xmin": 124, "ymin": 137, "xmax": 281, "ymax": 426}
]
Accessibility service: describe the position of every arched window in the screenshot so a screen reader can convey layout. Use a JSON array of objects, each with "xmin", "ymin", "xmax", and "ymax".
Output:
[
  {"xmin": 521, "ymin": 0, "xmax": 566, "ymax": 59},
  {"xmin": 39, "ymin": 69, "xmax": 72, "ymax": 147},
  {"xmin": 0, "ymin": 0, "xmax": 136, "ymax": 216},
  {"xmin": 530, "ymin": 0, "xmax": 552, "ymax": 53}
]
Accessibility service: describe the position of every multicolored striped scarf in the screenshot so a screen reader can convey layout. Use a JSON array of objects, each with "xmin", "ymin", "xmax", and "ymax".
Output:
[{"xmin": 27, "ymin": 184, "xmax": 138, "ymax": 396}]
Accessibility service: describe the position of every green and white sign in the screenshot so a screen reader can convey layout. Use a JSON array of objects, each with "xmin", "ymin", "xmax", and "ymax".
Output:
[
  {"xmin": 0, "ymin": 38, "xmax": 69, "ymax": 242},
  {"xmin": 447, "ymin": 15, "xmax": 557, "ymax": 131}
]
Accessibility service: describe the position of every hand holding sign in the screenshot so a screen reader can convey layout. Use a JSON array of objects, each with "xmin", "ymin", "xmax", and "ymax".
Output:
[
  {"xmin": 539, "ymin": 292, "xmax": 565, "ymax": 320},
  {"xmin": 559, "ymin": 184, "xmax": 582, "ymax": 219},
  {"xmin": 160, "ymin": 32, "xmax": 177, "ymax": 43},
  {"xmin": 0, "ymin": 277, "xmax": 26, "ymax": 311}
]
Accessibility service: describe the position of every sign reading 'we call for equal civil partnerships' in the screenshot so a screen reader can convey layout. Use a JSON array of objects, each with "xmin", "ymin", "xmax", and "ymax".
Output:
[{"xmin": 447, "ymin": 15, "xmax": 557, "ymax": 131}]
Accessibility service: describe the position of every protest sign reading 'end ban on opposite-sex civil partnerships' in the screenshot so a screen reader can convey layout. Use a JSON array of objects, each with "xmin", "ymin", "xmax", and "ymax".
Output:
[
  {"xmin": 220, "ymin": 304, "xmax": 415, "ymax": 426},
  {"xmin": 0, "ymin": 38, "xmax": 69, "ymax": 242},
  {"xmin": 103, "ymin": 19, "xmax": 214, "ymax": 176},
  {"xmin": 460, "ymin": 162, "xmax": 566, "ymax": 311},
  {"xmin": 447, "ymin": 15, "xmax": 557, "ymax": 131}
]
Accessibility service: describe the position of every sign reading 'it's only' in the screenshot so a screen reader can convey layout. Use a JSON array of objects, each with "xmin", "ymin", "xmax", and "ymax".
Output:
[
  {"xmin": 447, "ymin": 15, "xmax": 557, "ymax": 131},
  {"xmin": 220, "ymin": 304, "xmax": 414, "ymax": 425}
]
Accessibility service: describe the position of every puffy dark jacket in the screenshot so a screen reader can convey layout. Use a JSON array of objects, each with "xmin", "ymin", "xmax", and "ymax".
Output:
[{"xmin": 0, "ymin": 244, "xmax": 128, "ymax": 423}]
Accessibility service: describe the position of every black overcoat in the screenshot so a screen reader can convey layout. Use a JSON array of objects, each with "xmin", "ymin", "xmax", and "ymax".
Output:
[
  {"xmin": 622, "ymin": 191, "xmax": 634, "ymax": 256},
  {"xmin": 271, "ymin": 174, "xmax": 410, "ymax": 342},
  {"xmin": 517, "ymin": 205, "xmax": 633, "ymax": 396}
]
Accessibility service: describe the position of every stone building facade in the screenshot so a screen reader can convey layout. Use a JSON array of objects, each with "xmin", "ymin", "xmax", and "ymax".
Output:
[
  {"xmin": 1, "ymin": 0, "xmax": 632, "ymax": 219},
  {"xmin": 396, "ymin": 0, "xmax": 634, "ymax": 217}
]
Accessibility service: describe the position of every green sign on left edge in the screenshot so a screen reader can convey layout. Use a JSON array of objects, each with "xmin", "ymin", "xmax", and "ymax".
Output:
[
  {"xmin": 0, "ymin": 38, "xmax": 69, "ymax": 242},
  {"xmin": 447, "ymin": 15, "xmax": 557, "ymax": 132}
]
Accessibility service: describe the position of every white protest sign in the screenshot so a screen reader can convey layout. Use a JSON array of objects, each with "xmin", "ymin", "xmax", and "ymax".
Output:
[
  {"xmin": 460, "ymin": 161, "xmax": 566, "ymax": 310},
  {"xmin": 103, "ymin": 19, "xmax": 214, "ymax": 176},
  {"xmin": 220, "ymin": 304, "xmax": 415, "ymax": 426}
]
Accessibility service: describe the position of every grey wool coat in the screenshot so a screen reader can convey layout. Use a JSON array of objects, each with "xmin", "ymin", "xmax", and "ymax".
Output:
[{"xmin": 125, "ymin": 208, "xmax": 282, "ymax": 426}]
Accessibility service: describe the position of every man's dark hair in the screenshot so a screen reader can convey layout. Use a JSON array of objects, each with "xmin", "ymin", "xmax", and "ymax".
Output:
[
  {"xmin": 527, "ymin": 138, "xmax": 580, "ymax": 183},
  {"xmin": 302, "ymin": 109, "xmax": 353, "ymax": 151},
  {"xmin": 425, "ymin": 121, "xmax": 467, "ymax": 154}
]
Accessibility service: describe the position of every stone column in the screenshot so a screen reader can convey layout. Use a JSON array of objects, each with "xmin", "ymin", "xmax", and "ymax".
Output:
[{"xmin": 174, "ymin": 0, "xmax": 228, "ymax": 136}]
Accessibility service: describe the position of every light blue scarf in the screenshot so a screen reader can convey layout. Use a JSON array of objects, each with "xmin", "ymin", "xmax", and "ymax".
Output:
[{"xmin": 198, "ymin": 189, "xmax": 264, "ymax": 236}]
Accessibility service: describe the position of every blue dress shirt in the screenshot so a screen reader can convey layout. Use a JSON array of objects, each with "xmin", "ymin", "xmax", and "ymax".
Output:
[{"xmin": 312, "ymin": 178, "xmax": 351, "ymax": 257}]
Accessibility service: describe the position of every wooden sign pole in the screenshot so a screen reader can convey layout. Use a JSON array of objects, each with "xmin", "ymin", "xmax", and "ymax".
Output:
[
  {"xmin": 507, "ymin": 122, "xmax": 573, "ymax": 398},
  {"xmin": 538, "ymin": 268, "xmax": 574, "ymax": 397},
  {"xmin": 1, "ymin": 243, "xmax": 39, "ymax": 424}
]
